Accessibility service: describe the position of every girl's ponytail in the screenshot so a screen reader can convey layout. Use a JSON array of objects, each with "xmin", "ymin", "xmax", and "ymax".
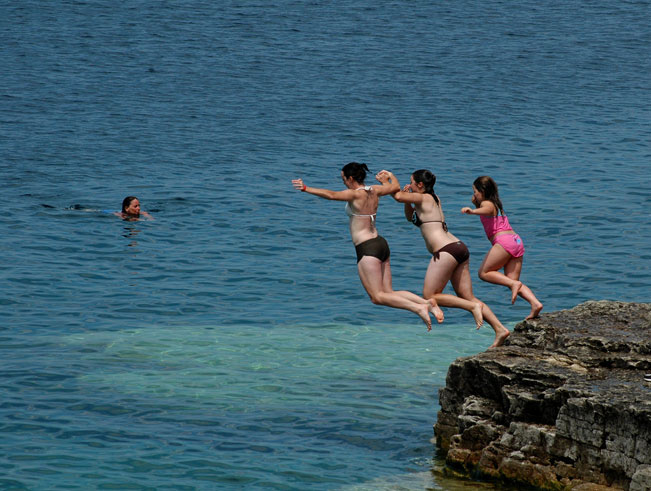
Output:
[{"xmin": 412, "ymin": 169, "xmax": 439, "ymax": 204}]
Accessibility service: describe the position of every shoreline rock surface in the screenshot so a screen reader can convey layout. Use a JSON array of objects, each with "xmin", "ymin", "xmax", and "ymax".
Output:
[{"xmin": 434, "ymin": 300, "xmax": 651, "ymax": 490}]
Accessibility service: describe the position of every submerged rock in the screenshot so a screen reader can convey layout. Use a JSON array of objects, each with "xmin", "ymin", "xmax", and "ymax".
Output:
[{"xmin": 434, "ymin": 300, "xmax": 651, "ymax": 490}]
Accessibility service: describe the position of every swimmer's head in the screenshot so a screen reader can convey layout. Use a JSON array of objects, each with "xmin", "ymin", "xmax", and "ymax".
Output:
[
  {"xmin": 122, "ymin": 196, "xmax": 140, "ymax": 216},
  {"xmin": 341, "ymin": 162, "xmax": 370, "ymax": 184}
]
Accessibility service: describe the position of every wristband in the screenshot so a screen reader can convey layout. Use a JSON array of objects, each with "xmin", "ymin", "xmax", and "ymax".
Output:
[{"xmin": 301, "ymin": 184, "xmax": 307, "ymax": 192}]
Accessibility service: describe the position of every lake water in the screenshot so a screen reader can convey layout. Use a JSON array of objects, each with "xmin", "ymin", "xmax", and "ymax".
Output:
[{"xmin": 1, "ymin": 0, "xmax": 649, "ymax": 489}]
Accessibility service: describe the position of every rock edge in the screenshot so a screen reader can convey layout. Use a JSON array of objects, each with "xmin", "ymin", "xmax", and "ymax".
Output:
[{"xmin": 434, "ymin": 300, "xmax": 651, "ymax": 491}]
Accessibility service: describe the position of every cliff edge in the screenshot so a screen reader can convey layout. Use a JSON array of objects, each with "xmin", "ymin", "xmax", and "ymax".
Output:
[{"xmin": 434, "ymin": 300, "xmax": 651, "ymax": 491}]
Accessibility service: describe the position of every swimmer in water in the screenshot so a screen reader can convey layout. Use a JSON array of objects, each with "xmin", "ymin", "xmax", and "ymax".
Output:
[{"xmin": 115, "ymin": 196, "xmax": 153, "ymax": 221}]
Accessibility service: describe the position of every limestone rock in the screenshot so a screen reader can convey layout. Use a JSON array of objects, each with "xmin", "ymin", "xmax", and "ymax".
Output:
[{"xmin": 434, "ymin": 301, "xmax": 651, "ymax": 490}]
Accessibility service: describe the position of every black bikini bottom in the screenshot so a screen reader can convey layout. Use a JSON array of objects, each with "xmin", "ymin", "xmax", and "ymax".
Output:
[
  {"xmin": 433, "ymin": 241, "xmax": 469, "ymax": 264},
  {"xmin": 355, "ymin": 236, "xmax": 390, "ymax": 264}
]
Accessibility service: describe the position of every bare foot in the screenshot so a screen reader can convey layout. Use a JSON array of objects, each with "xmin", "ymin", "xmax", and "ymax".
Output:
[
  {"xmin": 510, "ymin": 281, "xmax": 522, "ymax": 304},
  {"xmin": 489, "ymin": 328, "xmax": 510, "ymax": 348},
  {"xmin": 428, "ymin": 300, "xmax": 444, "ymax": 325},
  {"xmin": 417, "ymin": 305, "xmax": 433, "ymax": 332},
  {"xmin": 471, "ymin": 302, "xmax": 484, "ymax": 330},
  {"xmin": 526, "ymin": 302, "xmax": 543, "ymax": 320}
]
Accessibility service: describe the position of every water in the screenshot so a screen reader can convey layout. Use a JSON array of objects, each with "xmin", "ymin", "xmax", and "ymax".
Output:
[{"xmin": 1, "ymin": 0, "xmax": 650, "ymax": 489}]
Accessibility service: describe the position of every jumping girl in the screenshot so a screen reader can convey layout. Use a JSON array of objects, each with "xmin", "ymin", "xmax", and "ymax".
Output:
[
  {"xmin": 292, "ymin": 163, "xmax": 440, "ymax": 331},
  {"xmin": 461, "ymin": 176, "xmax": 543, "ymax": 320},
  {"xmin": 392, "ymin": 169, "xmax": 510, "ymax": 348}
]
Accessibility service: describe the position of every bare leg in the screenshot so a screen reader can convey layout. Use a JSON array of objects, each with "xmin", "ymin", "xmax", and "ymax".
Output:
[
  {"xmin": 422, "ymin": 255, "xmax": 481, "ymax": 327},
  {"xmin": 434, "ymin": 293, "xmax": 483, "ymax": 329},
  {"xmin": 358, "ymin": 257, "xmax": 432, "ymax": 330},
  {"xmin": 383, "ymin": 258, "xmax": 444, "ymax": 324},
  {"xmin": 478, "ymin": 245, "xmax": 522, "ymax": 303},
  {"xmin": 393, "ymin": 290, "xmax": 444, "ymax": 324},
  {"xmin": 504, "ymin": 259, "xmax": 543, "ymax": 319},
  {"xmin": 451, "ymin": 262, "xmax": 510, "ymax": 348},
  {"xmin": 383, "ymin": 264, "xmax": 444, "ymax": 324},
  {"xmin": 480, "ymin": 302, "xmax": 510, "ymax": 348},
  {"xmin": 427, "ymin": 297, "xmax": 445, "ymax": 324}
]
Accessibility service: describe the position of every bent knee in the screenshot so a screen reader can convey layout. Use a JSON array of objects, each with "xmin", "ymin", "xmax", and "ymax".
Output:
[{"xmin": 368, "ymin": 294, "xmax": 384, "ymax": 305}]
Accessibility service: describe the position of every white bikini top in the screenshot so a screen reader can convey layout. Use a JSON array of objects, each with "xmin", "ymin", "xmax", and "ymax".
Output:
[{"xmin": 345, "ymin": 186, "xmax": 376, "ymax": 223}]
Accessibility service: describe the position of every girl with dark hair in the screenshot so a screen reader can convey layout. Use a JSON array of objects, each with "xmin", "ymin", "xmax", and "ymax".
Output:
[
  {"xmin": 292, "ymin": 163, "xmax": 440, "ymax": 331},
  {"xmin": 122, "ymin": 196, "xmax": 138, "ymax": 213},
  {"xmin": 392, "ymin": 170, "xmax": 511, "ymax": 348},
  {"xmin": 462, "ymin": 176, "xmax": 542, "ymax": 320},
  {"xmin": 115, "ymin": 196, "xmax": 153, "ymax": 220}
]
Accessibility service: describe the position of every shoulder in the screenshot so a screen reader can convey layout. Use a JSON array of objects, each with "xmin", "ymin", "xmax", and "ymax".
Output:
[
  {"xmin": 419, "ymin": 193, "xmax": 436, "ymax": 206},
  {"xmin": 481, "ymin": 200, "xmax": 497, "ymax": 213}
]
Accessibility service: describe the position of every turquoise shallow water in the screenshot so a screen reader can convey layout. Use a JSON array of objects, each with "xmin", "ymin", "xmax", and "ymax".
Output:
[
  {"xmin": 2, "ymin": 320, "xmax": 495, "ymax": 489},
  {"xmin": 2, "ymin": 0, "xmax": 650, "ymax": 489}
]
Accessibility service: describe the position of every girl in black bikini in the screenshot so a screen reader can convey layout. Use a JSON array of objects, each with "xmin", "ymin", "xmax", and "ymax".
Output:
[
  {"xmin": 391, "ymin": 169, "xmax": 510, "ymax": 348},
  {"xmin": 292, "ymin": 163, "xmax": 441, "ymax": 331}
]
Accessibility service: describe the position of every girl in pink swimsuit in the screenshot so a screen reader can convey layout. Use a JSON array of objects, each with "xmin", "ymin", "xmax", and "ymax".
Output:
[{"xmin": 461, "ymin": 176, "xmax": 543, "ymax": 320}]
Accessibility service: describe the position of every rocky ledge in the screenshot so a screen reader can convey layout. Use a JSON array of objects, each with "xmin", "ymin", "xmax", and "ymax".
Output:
[{"xmin": 434, "ymin": 300, "xmax": 651, "ymax": 491}]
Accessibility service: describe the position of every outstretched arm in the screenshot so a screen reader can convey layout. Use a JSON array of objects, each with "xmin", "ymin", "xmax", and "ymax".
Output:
[
  {"xmin": 376, "ymin": 173, "xmax": 423, "ymax": 222},
  {"xmin": 392, "ymin": 184, "xmax": 427, "ymax": 205},
  {"xmin": 461, "ymin": 200, "xmax": 496, "ymax": 216},
  {"xmin": 292, "ymin": 179, "xmax": 355, "ymax": 201}
]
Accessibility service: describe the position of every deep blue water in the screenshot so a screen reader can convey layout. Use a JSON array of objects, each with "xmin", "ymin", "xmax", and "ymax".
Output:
[{"xmin": 1, "ymin": 0, "xmax": 650, "ymax": 489}]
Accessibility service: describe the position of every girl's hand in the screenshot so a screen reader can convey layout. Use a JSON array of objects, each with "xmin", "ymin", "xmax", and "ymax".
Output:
[
  {"xmin": 402, "ymin": 184, "xmax": 411, "ymax": 193},
  {"xmin": 461, "ymin": 207, "xmax": 473, "ymax": 214},
  {"xmin": 375, "ymin": 170, "xmax": 392, "ymax": 183},
  {"xmin": 292, "ymin": 179, "xmax": 306, "ymax": 191}
]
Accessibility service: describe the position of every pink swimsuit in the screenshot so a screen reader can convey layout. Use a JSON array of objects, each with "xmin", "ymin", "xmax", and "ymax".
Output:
[{"xmin": 480, "ymin": 215, "xmax": 525, "ymax": 258}]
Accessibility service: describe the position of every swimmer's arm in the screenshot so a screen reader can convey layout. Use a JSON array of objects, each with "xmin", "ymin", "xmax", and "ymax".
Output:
[
  {"xmin": 373, "ymin": 170, "xmax": 400, "ymax": 196},
  {"xmin": 392, "ymin": 185, "xmax": 426, "ymax": 222},
  {"xmin": 391, "ymin": 187, "xmax": 426, "ymax": 205},
  {"xmin": 403, "ymin": 201, "xmax": 415, "ymax": 222},
  {"xmin": 141, "ymin": 211, "xmax": 154, "ymax": 220},
  {"xmin": 461, "ymin": 200, "xmax": 495, "ymax": 216},
  {"xmin": 292, "ymin": 179, "xmax": 356, "ymax": 201}
]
